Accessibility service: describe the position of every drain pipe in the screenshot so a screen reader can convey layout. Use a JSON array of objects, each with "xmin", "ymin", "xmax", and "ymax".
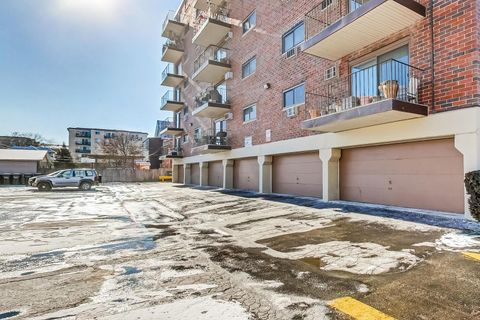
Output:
[{"xmin": 430, "ymin": 0, "xmax": 436, "ymax": 111}]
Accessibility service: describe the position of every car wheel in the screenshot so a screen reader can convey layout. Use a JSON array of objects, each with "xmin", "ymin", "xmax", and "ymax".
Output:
[
  {"xmin": 38, "ymin": 182, "xmax": 52, "ymax": 191},
  {"xmin": 79, "ymin": 181, "xmax": 92, "ymax": 191}
]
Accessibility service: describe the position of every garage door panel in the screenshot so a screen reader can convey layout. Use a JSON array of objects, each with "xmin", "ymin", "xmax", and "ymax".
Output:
[
  {"xmin": 208, "ymin": 161, "xmax": 223, "ymax": 188},
  {"xmin": 234, "ymin": 158, "xmax": 259, "ymax": 191},
  {"xmin": 191, "ymin": 164, "xmax": 200, "ymax": 185},
  {"xmin": 340, "ymin": 139, "xmax": 464, "ymax": 213},
  {"xmin": 273, "ymin": 153, "xmax": 322, "ymax": 198}
]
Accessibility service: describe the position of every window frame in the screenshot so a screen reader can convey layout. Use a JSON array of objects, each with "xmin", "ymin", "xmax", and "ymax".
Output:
[
  {"xmin": 242, "ymin": 10, "xmax": 256, "ymax": 34},
  {"xmin": 242, "ymin": 56, "xmax": 257, "ymax": 79},
  {"xmin": 282, "ymin": 21, "xmax": 305, "ymax": 54},
  {"xmin": 283, "ymin": 82, "xmax": 305, "ymax": 109},
  {"xmin": 242, "ymin": 104, "xmax": 257, "ymax": 123}
]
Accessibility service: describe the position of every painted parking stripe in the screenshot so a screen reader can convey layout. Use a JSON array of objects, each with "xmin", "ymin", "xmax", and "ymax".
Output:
[
  {"xmin": 463, "ymin": 252, "xmax": 480, "ymax": 261},
  {"xmin": 329, "ymin": 297, "xmax": 396, "ymax": 320}
]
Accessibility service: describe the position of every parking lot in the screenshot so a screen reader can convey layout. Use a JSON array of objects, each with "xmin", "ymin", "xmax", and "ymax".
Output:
[{"xmin": 0, "ymin": 183, "xmax": 480, "ymax": 319}]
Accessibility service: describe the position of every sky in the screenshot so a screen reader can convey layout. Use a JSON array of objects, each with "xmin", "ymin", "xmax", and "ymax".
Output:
[{"xmin": 0, "ymin": 0, "xmax": 181, "ymax": 144}]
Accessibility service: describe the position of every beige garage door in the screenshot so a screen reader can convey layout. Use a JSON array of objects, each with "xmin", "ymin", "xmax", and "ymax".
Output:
[
  {"xmin": 191, "ymin": 164, "xmax": 200, "ymax": 185},
  {"xmin": 177, "ymin": 165, "xmax": 184, "ymax": 184},
  {"xmin": 273, "ymin": 152, "xmax": 323, "ymax": 198},
  {"xmin": 234, "ymin": 158, "xmax": 259, "ymax": 192},
  {"xmin": 340, "ymin": 139, "xmax": 464, "ymax": 213},
  {"xmin": 209, "ymin": 161, "xmax": 223, "ymax": 188}
]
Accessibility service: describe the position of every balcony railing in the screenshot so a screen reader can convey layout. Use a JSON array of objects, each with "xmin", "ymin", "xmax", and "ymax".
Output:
[
  {"xmin": 193, "ymin": 5, "xmax": 230, "ymax": 36},
  {"xmin": 162, "ymin": 38, "xmax": 184, "ymax": 53},
  {"xmin": 193, "ymin": 45, "xmax": 230, "ymax": 74},
  {"xmin": 305, "ymin": 0, "xmax": 369, "ymax": 41},
  {"xmin": 162, "ymin": 91, "xmax": 181, "ymax": 106},
  {"xmin": 75, "ymin": 149, "xmax": 91, "ymax": 154},
  {"xmin": 75, "ymin": 132, "xmax": 91, "ymax": 138},
  {"xmin": 75, "ymin": 141, "xmax": 91, "ymax": 146},
  {"xmin": 162, "ymin": 64, "xmax": 181, "ymax": 81},
  {"xmin": 193, "ymin": 129, "xmax": 230, "ymax": 148},
  {"xmin": 194, "ymin": 86, "xmax": 229, "ymax": 109},
  {"xmin": 162, "ymin": 11, "xmax": 183, "ymax": 32},
  {"xmin": 160, "ymin": 145, "xmax": 183, "ymax": 158},
  {"xmin": 304, "ymin": 59, "xmax": 425, "ymax": 118}
]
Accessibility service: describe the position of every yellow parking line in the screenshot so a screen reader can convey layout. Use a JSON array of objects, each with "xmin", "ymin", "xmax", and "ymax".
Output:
[
  {"xmin": 329, "ymin": 297, "xmax": 396, "ymax": 320},
  {"xmin": 463, "ymin": 252, "xmax": 480, "ymax": 262}
]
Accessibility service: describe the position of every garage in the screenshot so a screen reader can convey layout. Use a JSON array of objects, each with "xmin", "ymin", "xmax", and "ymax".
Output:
[
  {"xmin": 177, "ymin": 165, "xmax": 184, "ymax": 184},
  {"xmin": 208, "ymin": 161, "xmax": 223, "ymax": 188},
  {"xmin": 234, "ymin": 158, "xmax": 259, "ymax": 192},
  {"xmin": 272, "ymin": 152, "xmax": 323, "ymax": 198},
  {"xmin": 340, "ymin": 139, "xmax": 464, "ymax": 213},
  {"xmin": 191, "ymin": 163, "xmax": 200, "ymax": 185}
]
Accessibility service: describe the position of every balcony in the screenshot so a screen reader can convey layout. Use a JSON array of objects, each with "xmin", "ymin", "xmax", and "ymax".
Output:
[
  {"xmin": 161, "ymin": 91, "xmax": 185, "ymax": 112},
  {"xmin": 158, "ymin": 118, "xmax": 184, "ymax": 137},
  {"xmin": 192, "ymin": 45, "xmax": 231, "ymax": 83},
  {"xmin": 75, "ymin": 149, "xmax": 91, "ymax": 154},
  {"xmin": 301, "ymin": 59, "xmax": 428, "ymax": 132},
  {"xmin": 193, "ymin": 86, "xmax": 231, "ymax": 118},
  {"xmin": 161, "ymin": 39, "xmax": 184, "ymax": 64},
  {"xmin": 162, "ymin": 11, "xmax": 187, "ymax": 40},
  {"xmin": 192, "ymin": 6, "xmax": 232, "ymax": 47},
  {"xmin": 75, "ymin": 132, "xmax": 91, "ymax": 138},
  {"xmin": 192, "ymin": 130, "xmax": 231, "ymax": 154},
  {"xmin": 159, "ymin": 145, "xmax": 184, "ymax": 160},
  {"xmin": 161, "ymin": 64, "xmax": 185, "ymax": 88},
  {"xmin": 75, "ymin": 141, "xmax": 91, "ymax": 146},
  {"xmin": 303, "ymin": 0, "xmax": 426, "ymax": 61},
  {"xmin": 193, "ymin": 0, "xmax": 225, "ymax": 11}
]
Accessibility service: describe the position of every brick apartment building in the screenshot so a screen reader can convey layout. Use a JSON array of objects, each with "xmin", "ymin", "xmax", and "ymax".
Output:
[
  {"xmin": 67, "ymin": 127, "xmax": 148, "ymax": 163},
  {"xmin": 159, "ymin": 0, "xmax": 480, "ymax": 219}
]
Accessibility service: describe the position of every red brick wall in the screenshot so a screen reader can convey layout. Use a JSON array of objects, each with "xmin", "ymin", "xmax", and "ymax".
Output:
[{"xmin": 174, "ymin": 0, "xmax": 480, "ymax": 156}]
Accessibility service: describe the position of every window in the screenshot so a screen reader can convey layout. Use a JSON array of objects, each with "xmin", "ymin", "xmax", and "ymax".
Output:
[
  {"xmin": 283, "ymin": 83, "xmax": 305, "ymax": 108},
  {"xmin": 183, "ymin": 135, "xmax": 188, "ymax": 143},
  {"xmin": 282, "ymin": 22, "xmax": 304, "ymax": 53},
  {"xmin": 242, "ymin": 57, "xmax": 256, "ymax": 78},
  {"xmin": 215, "ymin": 120, "xmax": 227, "ymax": 134},
  {"xmin": 242, "ymin": 10, "xmax": 256, "ymax": 34},
  {"xmin": 61, "ymin": 170, "xmax": 72, "ymax": 178},
  {"xmin": 243, "ymin": 105, "xmax": 256, "ymax": 122},
  {"xmin": 183, "ymin": 106, "xmax": 189, "ymax": 115},
  {"xmin": 322, "ymin": 0, "xmax": 333, "ymax": 10},
  {"xmin": 74, "ymin": 170, "xmax": 85, "ymax": 178},
  {"xmin": 95, "ymin": 131, "xmax": 100, "ymax": 135},
  {"xmin": 86, "ymin": 170, "xmax": 94, "ymax": 177},
  {"xmin": 324, "ymin": 66, "xmax": 337, "ymax": 80}
]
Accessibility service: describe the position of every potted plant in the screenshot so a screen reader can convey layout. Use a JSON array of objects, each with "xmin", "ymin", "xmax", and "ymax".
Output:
[{"xmin": 378, "ymin": 80, "xmax": 399, "ymax": 99}]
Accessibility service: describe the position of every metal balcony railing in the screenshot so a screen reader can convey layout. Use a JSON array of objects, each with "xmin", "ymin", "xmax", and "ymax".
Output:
[
  {"xmin": 193, "ymin": 45, "xmax": 230, "ymax": 74},
  {"xmin": 194, "ymin": 86, "xmax": 229, "ymax": 109},
  {"xmin": 193, "ymin": 129, "xmax": 230, "ymax": 147},
  {"xmin": 160, "ymin": 145, "xmax": 183, "ymax": 158},
  {"xmin": 162, "ymin": 64, "xmax": 182, "ymax": 81},
  {"xmin": 75, "ymin": 149, "xmax": 91, "ymax": 154},
  {"xmin": 75, "ymin": 141, "xmax": 91, "ymax": 146},
  {"xmin": 75, "ymin": 132, "xmax": 91, "ymax": 138},
  {"xmin": 193, "ymin": 4, "xmax": 230, "ymax": 36},
  {"xmin": 305, "ymin": 0, "xmax": 370, "ymax": 40},
  {"xmin": 162, "ymin": 38, "xmax": 184, "ymax": 53},
  {"xmin": 161, "ymin": 91, "xmax": 181, "ymax": 106},
  {"xmin": 162, "ymin": 10, "xmax": 182, "ymax": 32},
  {"xmin": 305, "ymin": 59, "xmax": 425, "ymax": 118}
]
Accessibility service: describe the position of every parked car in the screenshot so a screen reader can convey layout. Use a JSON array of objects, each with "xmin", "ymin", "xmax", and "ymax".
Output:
[{"xmin": 29, "ymin": 169, "xmax": 99, "ymax": 191}]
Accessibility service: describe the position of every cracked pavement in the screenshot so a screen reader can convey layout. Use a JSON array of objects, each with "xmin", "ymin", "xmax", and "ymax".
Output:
[{"xmin": 0, "ymin": 183, "xmax": 480, "ymax": 319}]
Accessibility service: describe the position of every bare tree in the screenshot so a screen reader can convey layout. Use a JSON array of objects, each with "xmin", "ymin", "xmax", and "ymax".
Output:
[
  {"xmin": 10, "ymin": 132, "xmax": 52, "ymax": 146},
  {"xmin": 101, "ymin": 133, "xmax": 143, "ymax": 168}
]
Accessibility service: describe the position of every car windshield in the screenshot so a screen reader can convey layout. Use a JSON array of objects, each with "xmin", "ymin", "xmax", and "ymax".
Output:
[{"xmin": 47, "ymin": 170, "xmax": 63, "ymax": 177}]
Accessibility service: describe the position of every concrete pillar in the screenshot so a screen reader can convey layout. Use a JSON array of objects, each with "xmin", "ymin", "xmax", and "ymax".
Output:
[
  {"xmin": 199, "ymin": 162, "xmax": 209, "ymax": 187},
  {"xmin": 184, "ymin": 164, "xmax": 191, "ymax": 185},
  {"xmin": 455, "ymin": 133, "xmax": 480, "ymax": 220},
  {"xmin": 320, "ymin": 148, "xmax": 342, "ymax": 201},
  {"xmin": 172, "ymin": 164, "xmax": 180, "ymax": 183},
  {"xmin": 258, "ymin": 155, "xmax": 273, "ymax": 194},
  {"xmin": 223, "ymin": 159, "xmax": 234, "ymax": 189}
]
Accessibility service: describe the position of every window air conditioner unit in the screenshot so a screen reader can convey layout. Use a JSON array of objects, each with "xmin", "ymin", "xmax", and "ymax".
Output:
[
  {"xmin": 225, "ymin": 71, "xmax": 234, "ymax": 80},
  {"xmin": 225, "ymin": 112, "xmax": 233, "ymax": 120},
  {"xmin": 285, "ymin": 106, "xmax": 298, "ymax": 117}
]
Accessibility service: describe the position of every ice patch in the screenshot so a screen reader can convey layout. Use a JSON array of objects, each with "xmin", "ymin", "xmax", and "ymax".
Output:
[
  {"xmin": 264, "ymin": 241, "xmax": 421, "ymax": 274},
  {"xmin": 435, "ymin": 233, "xmax": 480, "ymax": 250},
  {"xmin": 160, "ymin": 268, "xmax": 204, "ymax": 280},
  {"xmin": 98, "ymin": 295, "xmax": 252, "ymax": 320}
]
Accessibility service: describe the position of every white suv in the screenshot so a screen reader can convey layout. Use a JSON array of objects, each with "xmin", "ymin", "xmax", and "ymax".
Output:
[{"xmin": 29, "ymin": 169, "xmax": 99, "ymax": 191}]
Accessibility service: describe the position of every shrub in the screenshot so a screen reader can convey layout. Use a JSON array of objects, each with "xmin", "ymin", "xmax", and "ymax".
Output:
[{"xmin": 464, "ymin": 171, "xmax": 480, "ymax": 221}]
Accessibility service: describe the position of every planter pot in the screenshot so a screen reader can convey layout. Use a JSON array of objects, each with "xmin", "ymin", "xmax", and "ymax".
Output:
[
  {"xmin": 378, "ymin": 80, "xmax": 399, "ymax": 99},
  {"xmin": 309, "ymin": 109, "xmax": 321, "ymax": 118}
]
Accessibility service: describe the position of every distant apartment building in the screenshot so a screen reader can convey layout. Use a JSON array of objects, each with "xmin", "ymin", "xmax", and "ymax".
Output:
[
  {"xmin": 160, "ymin": 0, "xmax": 480, "ymax": 219},
  {"xmin": 67, "ymin": 128, "xmax": 148, "ymax": 162}
]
